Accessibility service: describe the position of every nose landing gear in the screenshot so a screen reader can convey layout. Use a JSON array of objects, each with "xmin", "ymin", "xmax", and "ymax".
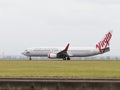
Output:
[{"xmin": 29, "ymin": 57, "xmax": 32, "ymax": 60}]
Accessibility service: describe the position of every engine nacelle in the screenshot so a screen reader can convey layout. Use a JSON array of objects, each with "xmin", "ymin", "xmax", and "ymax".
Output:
[{"xmin": 48, "ymin": 53, "xmax": 57, "ymax": 58}]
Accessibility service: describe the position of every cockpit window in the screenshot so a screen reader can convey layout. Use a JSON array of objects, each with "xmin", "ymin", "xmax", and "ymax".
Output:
[{"xmin": 26, "ymin": 51, "xmax": 30, "ymax": 54}]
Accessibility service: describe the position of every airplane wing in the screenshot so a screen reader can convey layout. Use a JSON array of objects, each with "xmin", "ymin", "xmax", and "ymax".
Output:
[{"xmin": 57, "ymin": 43, "xmax": 70, "ymax": 59}]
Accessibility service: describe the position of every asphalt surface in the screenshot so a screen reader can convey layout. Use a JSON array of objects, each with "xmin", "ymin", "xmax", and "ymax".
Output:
[{"xmin": 0, "ymin": 78, "xmax": 120, "ymax": 82}]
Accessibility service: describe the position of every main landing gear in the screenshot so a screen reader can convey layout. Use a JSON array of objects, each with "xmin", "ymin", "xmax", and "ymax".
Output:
[{"xmin": 63, "ymin": 57, "xmax": 70, "ymax": 60}]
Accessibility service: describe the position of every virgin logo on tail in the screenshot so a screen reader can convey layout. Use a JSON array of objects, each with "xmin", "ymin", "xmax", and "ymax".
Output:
[{"xmin": 96, "ymin": 31, "xmax": 112, "ymax": 53}]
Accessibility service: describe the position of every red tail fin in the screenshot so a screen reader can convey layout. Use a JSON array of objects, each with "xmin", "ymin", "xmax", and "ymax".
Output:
[{"xmin": 96, "ymin": 31, "xmax": 112, "ymax": 53}]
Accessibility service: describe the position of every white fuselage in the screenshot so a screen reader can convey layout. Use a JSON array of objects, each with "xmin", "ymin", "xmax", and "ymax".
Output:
[
  {"xmin": 22, "ymin": 47, "xmax": 101, "ymax": 57},
  {"xmin": 22, "ymin": 31, "xmax": 112, "ymax": 60}
]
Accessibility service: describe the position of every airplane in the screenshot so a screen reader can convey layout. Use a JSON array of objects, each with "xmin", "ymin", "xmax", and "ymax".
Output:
[{"xmin": 22, "ymin": 31, "xmax": 112, "ymax": 60}]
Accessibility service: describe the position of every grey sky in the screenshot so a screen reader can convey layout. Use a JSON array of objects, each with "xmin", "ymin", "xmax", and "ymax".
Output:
[{"xmin": 0, "ymin": 0, "xmax": 120, "ymax": 56}]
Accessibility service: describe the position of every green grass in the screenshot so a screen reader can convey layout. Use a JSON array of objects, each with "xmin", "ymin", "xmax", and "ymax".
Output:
[{"xmin": 0, "ymin": 60, "xmax": 120, "ymax": 78}]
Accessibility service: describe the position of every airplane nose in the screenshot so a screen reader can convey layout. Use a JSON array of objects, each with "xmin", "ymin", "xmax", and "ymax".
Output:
[
  {"xmin": 22, "ymin": 52, "xmax": 26, "ymax": 55},
  {"xmin": 22, "ymin": 51, "xmax": 30, "ymax": 56}
]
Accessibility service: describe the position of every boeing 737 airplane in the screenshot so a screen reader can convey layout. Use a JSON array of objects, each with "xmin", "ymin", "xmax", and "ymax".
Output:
[{"xmin": 22, "ymin": 31, "xmax": 112, "ymax": 60}]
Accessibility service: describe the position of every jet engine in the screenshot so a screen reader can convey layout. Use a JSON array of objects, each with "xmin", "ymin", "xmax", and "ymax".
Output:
[{"xmin": 48, "ymin": 53, "xmax": 57, "ymax": 58}]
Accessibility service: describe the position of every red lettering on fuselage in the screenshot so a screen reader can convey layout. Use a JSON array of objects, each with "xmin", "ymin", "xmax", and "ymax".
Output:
[{"xmin": 96, "ymin": 32, "xmax": 112, "ymax": 53}]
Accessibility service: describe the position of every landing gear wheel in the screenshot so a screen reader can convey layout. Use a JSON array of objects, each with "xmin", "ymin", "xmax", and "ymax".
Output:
[
  {"xmin": 63, "ymin": 57, "xmax": 66, "ymax": 60},
  {"xmin": 67, "ymin": 57, "xmax": 70, "ymax": 60},
  {"xmin": 63, "ymin": 57, "xmax": 70, "ymax": 60}
]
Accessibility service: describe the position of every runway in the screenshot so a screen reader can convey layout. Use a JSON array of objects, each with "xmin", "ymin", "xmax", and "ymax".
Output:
[
  {"xmin": 0, "ymin": 78, "xmax": 120, "ymax": 90},
  {"xmin": 0, "ymin": 77, "xmax": 120, "ymax": 82}
]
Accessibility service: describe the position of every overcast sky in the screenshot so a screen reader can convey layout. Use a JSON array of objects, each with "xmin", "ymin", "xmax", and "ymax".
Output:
[{"xmin": 0, "ymin": 0, "xmax": 120, "ymax": 56}]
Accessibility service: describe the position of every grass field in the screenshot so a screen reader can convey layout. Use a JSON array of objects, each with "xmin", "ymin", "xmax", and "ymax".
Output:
[{"xmin": 0, "ymin": 60, "xmax": 120, "ymax": 78}]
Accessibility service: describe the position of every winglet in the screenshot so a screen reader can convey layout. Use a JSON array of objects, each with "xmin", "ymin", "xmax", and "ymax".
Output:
[{"xmin": 64, "ymin": 43, "xmax": 70, "ymax": 51}]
